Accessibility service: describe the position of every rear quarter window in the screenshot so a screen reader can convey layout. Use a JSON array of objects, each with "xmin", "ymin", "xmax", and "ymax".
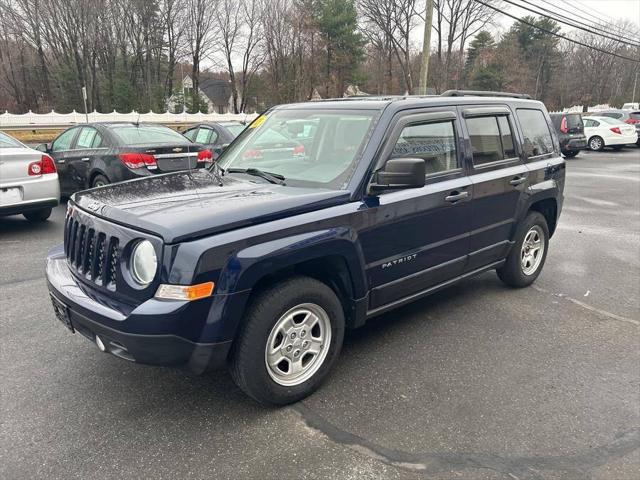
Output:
[{"xmin": 516, "ymin": 109, "xmax": 555, "ymax": 158}]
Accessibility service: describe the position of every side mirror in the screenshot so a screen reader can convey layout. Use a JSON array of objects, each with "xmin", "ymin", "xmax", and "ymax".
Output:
[
  {"xmin": 35, "ymin": 143, "xmax": 50, "ymax": 153},
  {"xmin": 369, "ymin": 158, "xmax": 425, "ymax": 193}
]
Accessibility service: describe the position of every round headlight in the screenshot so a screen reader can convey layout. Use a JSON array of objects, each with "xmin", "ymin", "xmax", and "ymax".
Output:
[{"xmin": 130, "ymin": 240, "xmax": 157, "ymax": 285}]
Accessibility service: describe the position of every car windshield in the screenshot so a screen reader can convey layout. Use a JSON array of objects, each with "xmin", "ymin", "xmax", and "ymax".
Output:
[
  {"xmin": 217, "ymin": 108, "xmax": 378, "ymax": 189},
  {"xmin": 223, "ymin": 124, "xmax": 245, "ymax": 137},
  {"xmin": 598, "ymin": 117, "xmax": 625, "ymax": 125},
  {"xmin": 0, "ymin": 132, "xmax": 22, "ymax": 148},
  {"xmin": 111, "ymin": 125, "xmax": 189, "ymax": 145}
]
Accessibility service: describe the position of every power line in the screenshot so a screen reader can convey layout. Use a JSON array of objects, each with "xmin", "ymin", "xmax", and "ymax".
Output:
[
  {"xmin": 535, "ymin": 0, "xmax": 640, "ymax": 44},
  {"xmin": 503, "ymin": 0, "xmax": 640, "ymax": 48},
  {"xmin": 473, "ymin": 0, "xmax": 640, "ymax": 63},
  {"xmin": 564, "ymin": 0, "xmax": 631, "ymax": 29}
]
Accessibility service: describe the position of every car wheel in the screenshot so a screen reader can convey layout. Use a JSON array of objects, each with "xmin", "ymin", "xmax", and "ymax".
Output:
[
  {"xmin": 588, "ymin": 136, "xmax": 604, "ymax": 151},
  {"xmin": 23, "ymin": 208, "xmax": 52, "ymax": 222},
  {"xmin": 563, "ymin": 150, "xmax": 579, "ymax": 158},
  {"xmin": 497, "ymin": 212, "xmax": 549, "ymax": 288},
  {"xmin": 91, "ymin": 174, "xmax": 110, "ymax": 188},
  {"xmin": 230, "ymin": 276, "xmax": 345, "ymax": 405}
]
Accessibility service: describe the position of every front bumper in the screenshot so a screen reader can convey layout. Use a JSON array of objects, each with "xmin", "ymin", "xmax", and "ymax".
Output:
[{"xmin": 45, "ymin": 246, "xmax": 232, "ymax": 373}]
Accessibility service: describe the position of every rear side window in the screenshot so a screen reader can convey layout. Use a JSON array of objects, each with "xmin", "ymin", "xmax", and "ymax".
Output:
[
  {"xmin": 76, "ymin": 127, "xmax": 103, "ymax": 149},
  {"xmin": 516, "ymin": 109, "xmax": 554, "ymax": 158},
  {"xmin": 466, "ymin": 116, "xmax": 516, "ymax": 165},
  {"xmin": 584, "ymin": 119, "xmax": 599, "ymax": 127},
  {"xmin": 195, "ymin": 128, "xmax": 217, "ymax": 144},
  {"xmin": 183, "ymin": 128, "xmax": 198, "ymax": 141},
  {"xmin": 390, "ymin": 121, "xmax": 458, "ymax": 175}
]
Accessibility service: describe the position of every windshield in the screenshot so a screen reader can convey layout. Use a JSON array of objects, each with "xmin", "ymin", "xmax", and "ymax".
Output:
[
  {"xmin": 218, "ymin": 108, "xmax": 377, "ymax": 189},
  {"xmin": 111, "ymin": 125, "xmax": 189, "ymax": 145},
  {"xmin": 0, "ymin": 132, "xmax": 23, "ymax": 148}
]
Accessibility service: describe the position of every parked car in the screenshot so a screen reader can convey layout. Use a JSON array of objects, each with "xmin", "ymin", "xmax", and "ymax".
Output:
[
  {"xmin": 621, "ymin": 102, "xmax": 639, "ymax": 110},
  {"xmin": 37, "ymin": 122, "xmax": 213, "ymax": 197},
  {"xmin": 596, "ymin": 109, "xmax": 640, "ymax": 146},
  {"xmin": 0, "ymin": 131, "xmax": 59, "ymax": 222},
  {"xmin": 549, "ymin": 113, "xmax": 587, "ymax": 157},
  {"xmin": 46, "ymin": 91, "xmax": 565, "ymax": 405},
  {"xmin": 582, "ymin": 115, "xmax": 639, "ymax": 151},
  {"xmin": 182, "ymin": 121, "xmax": 246, "ymax": 159}
]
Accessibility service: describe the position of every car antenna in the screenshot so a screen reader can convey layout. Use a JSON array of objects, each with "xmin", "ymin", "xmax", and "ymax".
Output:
[{"xmin": 134, "ymin": 110, "xmax": 141, "ymax": 126}]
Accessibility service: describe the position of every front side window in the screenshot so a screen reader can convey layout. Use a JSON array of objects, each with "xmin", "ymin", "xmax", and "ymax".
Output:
[
  {"xmin": 218, "ymin": 108, "xmax": 378, "ymax": 189},
  {"xmin": 516, "ymin": 109, "xmax": 554, "ymax": 158},
  {"xmin": 111, "ymin": 125, "xmax": 188, "ymax": 145},
  {"xmin": 390, "ymin": 121, "xmax": 458, "ymax": 175},
  {"xmin": 466, "ymin": 116, "xmax": 516, "ymax": 165},
  {"xmin": 52, "ymin": 128, "xmax": 77, "ymax": 152}
]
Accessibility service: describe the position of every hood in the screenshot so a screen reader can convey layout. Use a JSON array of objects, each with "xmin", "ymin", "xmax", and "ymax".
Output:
[{"xmin": 72, "ymin": 170, "xmax": 350, "ymax": 243}]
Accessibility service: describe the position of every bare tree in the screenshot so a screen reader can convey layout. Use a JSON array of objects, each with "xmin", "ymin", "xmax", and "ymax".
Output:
[{"xmin": 185, "ymin": 0, "xmax": 218, "ymax": 112}]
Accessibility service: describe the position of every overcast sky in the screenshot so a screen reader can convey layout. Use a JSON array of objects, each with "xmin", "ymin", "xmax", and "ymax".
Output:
[{"xmin": 414, "ymin": 0, "xmax": 640, "ymax": 47}]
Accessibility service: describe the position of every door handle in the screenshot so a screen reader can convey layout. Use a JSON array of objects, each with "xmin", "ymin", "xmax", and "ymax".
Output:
[
  {"xmin": 81, "ymin": 157, "xmax": 90, "ymax": 162},
  {"xmin": 509, "ymin": 176, "xmax": 527, "ymax": 186},
  {"xmin": 445, "ymin": 191, "xmax": 469, "ymax": 203}
]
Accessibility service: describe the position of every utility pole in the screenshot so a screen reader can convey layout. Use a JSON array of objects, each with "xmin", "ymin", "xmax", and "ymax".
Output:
[
  {"xmin": 632, "ymin": 71, "xmax": 638, "ymax": 104},
  {"xmin": 418, "ymin": 0, "xmax": 434, "ymax": 95},
  {"xmin": 81, "ymin": 86, "xmax": 89, "ymax": 123}
]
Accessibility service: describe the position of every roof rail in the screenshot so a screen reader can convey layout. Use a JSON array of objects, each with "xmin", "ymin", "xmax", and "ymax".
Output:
[{"xmin": 441, "ymin": 90, "xmax": 532, "ymax": 99}]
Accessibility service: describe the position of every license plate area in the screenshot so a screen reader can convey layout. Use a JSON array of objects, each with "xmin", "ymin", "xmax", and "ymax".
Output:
[
  {"xmin": 0, "ymin": 187, "xmax": 23, "ymax": 205},
  {"xmin": 50, "ymin": 294, "xmax": 74, "ymax": 332}
]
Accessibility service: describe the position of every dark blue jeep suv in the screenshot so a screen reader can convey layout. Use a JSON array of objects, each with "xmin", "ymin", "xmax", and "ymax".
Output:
[{"xmin": 46, "ymin": 91, "xmax": 565, "ymax": 405}]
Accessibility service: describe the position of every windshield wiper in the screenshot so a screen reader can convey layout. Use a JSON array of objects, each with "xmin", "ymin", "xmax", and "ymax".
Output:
[{"xmin": 226, "ymin": 167, "xmax": 286, "ymax": 185}]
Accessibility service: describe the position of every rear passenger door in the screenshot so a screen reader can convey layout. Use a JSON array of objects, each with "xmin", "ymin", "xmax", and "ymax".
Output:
[
  {"xmin": 461, "ymin": 106, "xmax": 529, "ymax": 271},
  {"xmin": 360, "ymin": 109, "xmax": 473, "ymax": 311},
  {"xmin": 64, "ymin": 126, "xmax": 104, "ymax": 192}
]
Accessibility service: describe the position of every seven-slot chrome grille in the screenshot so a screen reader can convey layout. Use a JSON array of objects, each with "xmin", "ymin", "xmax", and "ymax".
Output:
[{"xmin": 64, "ymin": 215, "xmax": 120, "ymax": 289}]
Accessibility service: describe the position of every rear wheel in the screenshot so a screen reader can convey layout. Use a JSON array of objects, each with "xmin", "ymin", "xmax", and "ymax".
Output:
[
  {"xmin": 562, "ymin": 150, "xmax": 579, "ymax": 158},
  {"xmin": 497, "ymin": 212, "xmax": 549, "ymax": 288},
  {"xmin": 230, "ymin": 276, "xmax": 345, "ymax": 405},
  {"xmin": 588, "ymin": 136, "xmax": 604, "ymax": 151},
  {"xmin": 23, "ymin": 208, "xmax": 52, "ymax": 222},
  {"xmin": 91, "ymin": 174, "xmax": 109, "ymax": 188}
]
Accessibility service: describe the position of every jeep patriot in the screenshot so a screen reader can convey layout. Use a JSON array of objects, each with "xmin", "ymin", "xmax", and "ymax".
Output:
[{"xmin": 46, "ymin": 91, "xmax": 565, "ymax": 405}]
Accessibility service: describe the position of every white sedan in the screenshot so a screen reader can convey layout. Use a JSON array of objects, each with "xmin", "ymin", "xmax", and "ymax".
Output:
[
  {"xmin": 583, "ymin": 116, "xmax": 638, "ymax": 151},
  {"xmin": 0, "ymin": 131, "xmax": 60, "ymax": 221}
]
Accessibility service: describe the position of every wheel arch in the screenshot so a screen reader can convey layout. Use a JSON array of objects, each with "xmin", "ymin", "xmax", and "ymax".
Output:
[{"xmin": 528, "ymin": 197, "xmax": 558, "ymax": 237}]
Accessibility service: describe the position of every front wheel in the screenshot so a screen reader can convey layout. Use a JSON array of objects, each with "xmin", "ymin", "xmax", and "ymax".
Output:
[
  {"xmin": 230, "ymin": 276, "xmax": 345, "ymax": 405},
  {"xmin": 497, "ymin": 212, "xmax": 549, "ymax": 288},
  {"xmin": 562, "ymin": 150, "xmax": 579, "ymax": 158},
  {"xmin": 588, "ymin": 136, "xmax": 604, "ymax": 151}
]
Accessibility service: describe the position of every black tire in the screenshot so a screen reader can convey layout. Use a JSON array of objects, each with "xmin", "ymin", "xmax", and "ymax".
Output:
[
  {"xmin": 497, "ymin": 212, "xmax": 549, "ymax": 288},
  {"xmin": 23, "ymin": 208, "xmax": 52, "ymax": 222},
  {"xmin": 562, "ymin": 150, "xmax": 579, "ymax": 158},
  {"xmin": 91, "ymin": 174, "xmax": 110, "ymax": 188},
  {"xmin": 230, "ymin": 276, "xmax": 345, "ymax": 405},
  {"xmin": 588, "ymin": 136, "xmax": 604, "ymax": 151}
]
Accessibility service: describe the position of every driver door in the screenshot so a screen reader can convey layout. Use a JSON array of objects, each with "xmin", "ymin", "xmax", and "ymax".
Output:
[{"xmin": 359, "ymin": 109, "xmax": 473, "ymax": 312}]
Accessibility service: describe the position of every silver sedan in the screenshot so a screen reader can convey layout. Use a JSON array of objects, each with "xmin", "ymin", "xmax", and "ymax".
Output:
[{"xmin": 0, "ymin": 131, "xmax": 60, "ymax": 222}]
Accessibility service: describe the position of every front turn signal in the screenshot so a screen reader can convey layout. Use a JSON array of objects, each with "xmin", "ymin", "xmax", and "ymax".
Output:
[{"xmin": 155, "ymin": 282, "xmax": 215, "ymax": 301}]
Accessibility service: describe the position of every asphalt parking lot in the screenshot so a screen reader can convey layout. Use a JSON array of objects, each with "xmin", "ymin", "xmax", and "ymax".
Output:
[{"xmin": 1, "ymin": 149, "xmax": 639, "ymax": 480}]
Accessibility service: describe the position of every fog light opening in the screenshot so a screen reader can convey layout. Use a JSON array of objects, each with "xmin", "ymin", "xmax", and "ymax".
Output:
[{"xmin": 95, "ymin": 335, "xmax": 106, "ymax": 352}]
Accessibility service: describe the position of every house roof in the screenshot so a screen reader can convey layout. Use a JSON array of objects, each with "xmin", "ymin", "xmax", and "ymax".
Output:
[{"xmin": 199, "ymin": 78, "xmax": 232, "ymax": 106}]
